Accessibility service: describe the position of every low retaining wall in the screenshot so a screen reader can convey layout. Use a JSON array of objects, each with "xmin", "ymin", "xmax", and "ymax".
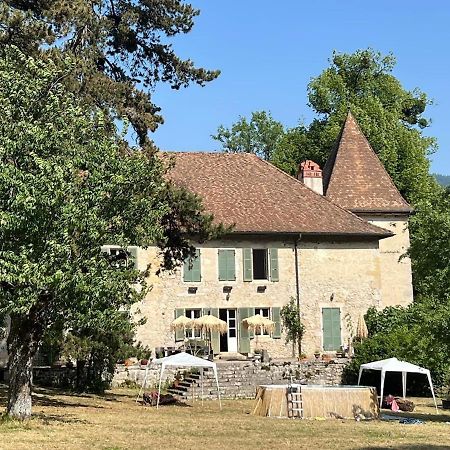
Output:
[{"xmin": 113, "ymin": 358, "xmax": 350, "ymax": 398}]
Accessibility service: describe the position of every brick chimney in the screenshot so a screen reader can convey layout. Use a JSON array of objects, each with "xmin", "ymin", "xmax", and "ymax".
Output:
[{"xmin": 298, "ymin": 160, "xmax": 323, "ymax": 195}]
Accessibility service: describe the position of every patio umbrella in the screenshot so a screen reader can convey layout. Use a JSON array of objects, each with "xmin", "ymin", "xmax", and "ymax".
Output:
[
  {"xmin": 243, "ymin": 314, "xmax": 275, "ymax": 334},
  {"xmin": 170, "ymin": 315, "xmax": 194, "ymax": 332},
  {"xmin": 356, "ymin": 313, "xmax": 369, "ymax": 341},
  {"xmin": 193, "ymin": 315, "xmax": 228, "ymax": 334},
  {"xmin": 193, "ymin": 315, "xmax": 228, "ymax": 356}
]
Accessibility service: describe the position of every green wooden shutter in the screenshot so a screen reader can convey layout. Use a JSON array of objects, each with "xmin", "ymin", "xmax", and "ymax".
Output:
[
  {"xmin": 184, "ymin": 249, "xmax": 201, "ymax": 282},
  {"xmin": 227, "ymin": 250, "xmax": 236, "ymax": 281},
  {"xmin": 218, "ymin": 250, "xmax": 227, "ymax": 281},
  {"xmin": 243, "ymin": 248, "xmax": 252, "ymax": 282},
  {"xmin": 322, "ymin": 308, "xmax": 341, "ymax": 351},
  {"xmin": 272, "ymin": 307, "xmax": 282, "ymax": 338},
  {"xmin": 248, "ymin": 307, "xmax": 255, "ymax": 339},
  {"xmin": 269, "ymin": 248, "xmax": 279, "ymax": 282},
  {"xmin": 210, "ymin": 308, "xmax": 220, "ymax": 354},
  {"xmin": 127, "ymin": 246, "xmax": 138, "ymax": 270},
  {"xmin": 175, "ymin": 309, "xmax": 185, "ymax": 342},
  {"xmin": 238, "ymin": 308, "xmax": 251, "ymax": 353}
]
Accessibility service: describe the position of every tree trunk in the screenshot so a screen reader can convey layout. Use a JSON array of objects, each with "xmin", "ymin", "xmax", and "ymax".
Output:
[{"xmin": 6, "ymin": 312, "xmax": 44, "ymax": 420}]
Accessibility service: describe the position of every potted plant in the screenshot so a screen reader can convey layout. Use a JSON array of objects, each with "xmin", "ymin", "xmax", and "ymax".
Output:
[{"xmin": 314, "ymin": 349, "xmax": 321, "ymax": 359}]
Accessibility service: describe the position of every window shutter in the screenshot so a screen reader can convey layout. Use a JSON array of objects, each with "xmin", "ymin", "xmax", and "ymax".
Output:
[
  {"xmin": 243, "ymin": 248, "xmax": 252, "ymax": 282},
  {"xmin": 210, "ymin": 308, "xmax": 220, "ymax": 354},
  {"xmin": 248, "ymin": 307, "xmax": 255, "ymax": 339},
  {"xmin": 191, "ymin": 249, "xmax": 201, "ymax": 282},
  {"xmin": 175, "ymin": 309, "xmax": 185, "ymax": 342},
  {"xmin": 218, "ymin": 250, "xmax": 227, "ymax": 281},
  {"xmin": 269, "ymin": 248, "xmax": 279, "ymax": 282},
  {"xmin": 127, "ymin": 246, "xmax": 138, "ymax": 269},
  {"xmin": 322, "ymin": 308, "xmax": 341, "ymax": 351},
  {"xmin": 227, "ymin": 250, "xmax": 236, "ymax": 281},
  {"xmin": 238, "ymin": 308, "xmax": 251, "ymax": 353},
  {"xmin": 184, "ymin": 249, "xmax": 201, "ymax": 282},
  {"xmin": 272, "ymin": 307, "xmax": 282, "ymax": 338}
]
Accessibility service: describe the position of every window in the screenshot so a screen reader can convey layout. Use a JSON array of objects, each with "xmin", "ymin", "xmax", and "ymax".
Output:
[
  {"xmin": 243, "ymin": 248, "xmax": 279, "ymax": 282},
  {"xmin": 183, "ymin": 249, "xmax": 201, "ymax": 282},
  {"xmin": 101, "ymin": 245, "xmax": 138, "ymax": 269},
  {"xmin": 254, "ymin": 307, "xmax": 270, "ymax": 335},
  {"xmin": 252, "ymin": 249, "xmax": 268, "ymax": 280},
  {"xmin": 322, "ymin": 308, "xmax": 341, "ymax": 351},
  {"xmin": 218, "ymin": 249, "xmax": 236, "ymax": 281},
  {"xmin": 185, "ymin": 309, "xmax": 201, "ymax": 338}
]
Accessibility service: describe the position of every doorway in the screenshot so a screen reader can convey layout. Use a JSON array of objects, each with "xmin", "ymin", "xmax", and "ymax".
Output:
[{"xmin": 219, "ymin": 308, "xmax": 238, "ymax": 352}]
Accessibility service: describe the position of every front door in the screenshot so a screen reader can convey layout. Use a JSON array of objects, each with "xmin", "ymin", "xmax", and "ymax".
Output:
[{"xmin": 227, "ymin": 309, "xmax": 238, "ymax": 352}]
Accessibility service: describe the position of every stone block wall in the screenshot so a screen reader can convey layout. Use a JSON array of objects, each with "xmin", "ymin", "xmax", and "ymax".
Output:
[
  {"xmin": 132, "ymin": 236, "xmax": 382, "ymax": 357},
  {"xmin": 112, "ymin": 358, "xmax": 350, "ymax": 399}
]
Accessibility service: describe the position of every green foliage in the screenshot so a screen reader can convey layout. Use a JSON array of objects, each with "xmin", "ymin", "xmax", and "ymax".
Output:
[
  {"xmin": 306, "ymin": 49, "xmax": 436, "ymax": 204},
  {"xmin": 345, "ymin": 302, "xmax": 450, "ymax": 389},
  {"xmin": 409, "ymin": 187, "xmax": 450, "ymax": 300},
  {"xmin": 280, "ymin": 297, "xmax": 305, "ymax": 357},
  {"xmin": 0, "ymin": 46, "xmax": 222, "ymax": 412},
  {"xmin": 212, "ymin": 111, "xmax": 285, "ymax": 161},
  {"xmin": 0, "ymin": 0, "xmax": 219, "ymax": 146}
]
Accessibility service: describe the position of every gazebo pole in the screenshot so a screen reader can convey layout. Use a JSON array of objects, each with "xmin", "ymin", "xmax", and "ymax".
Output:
[{"xmin": 201, "ymin": 367, "xmax": 204, "ymax": 406}]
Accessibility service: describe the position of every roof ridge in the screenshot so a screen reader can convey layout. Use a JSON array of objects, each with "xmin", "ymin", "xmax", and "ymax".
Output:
[{"xmin": 255, "ymin": 156, "xmax": 392, "ymax": 234}]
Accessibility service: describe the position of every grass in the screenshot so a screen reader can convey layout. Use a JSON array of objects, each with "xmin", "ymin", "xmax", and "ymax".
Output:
[{"xmin": 0, "ymin": 385, "xmax": 450, "ymax": 449}]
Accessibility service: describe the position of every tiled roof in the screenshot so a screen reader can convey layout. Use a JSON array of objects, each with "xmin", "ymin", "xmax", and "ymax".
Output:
[
  {"xmin": 165, "ymin": 151, "xmax": 390, "ymax": 237},
  {"xmin": 323, "ymin": 112, "xmax": 411, "ymax": 214}
]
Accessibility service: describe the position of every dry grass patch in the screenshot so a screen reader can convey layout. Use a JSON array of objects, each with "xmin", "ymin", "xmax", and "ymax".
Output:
[{"xmin": 0, "ymin": 385, "xmax": 449, "ymax": 449}]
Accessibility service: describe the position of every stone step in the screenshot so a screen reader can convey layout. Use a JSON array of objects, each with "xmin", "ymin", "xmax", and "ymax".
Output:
[{"xmin": 167, "ymin": 388, "xmax": 188, "ymax": 397}]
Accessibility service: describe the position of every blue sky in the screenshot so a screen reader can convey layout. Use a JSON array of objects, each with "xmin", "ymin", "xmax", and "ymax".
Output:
[{"xmin": 152, "ymin": 1, "xmax": 450, "ymax": 175}]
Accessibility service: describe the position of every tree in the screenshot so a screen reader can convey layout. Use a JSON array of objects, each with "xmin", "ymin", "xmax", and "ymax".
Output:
[
  {"xmin": 0, "ymin": 0, "xmax": 219, "ymax": 147},
  {"xmin": 0, "ymin": 46, "xmax": 221, "ymax": 419},
  {"xmin": 215, "ymin": 49, "xmax": 437, "ymax": 204},
  {"xmin": 409, "ymin": 186, "xmax": 450, "ymax": 300},
  {"xmin": 212, "ymin": 111, "xmax": 285, "ymax": 161},
  {"xmin": 305, "ymin": 49, "xmax": 436, "ymax": 204},
  {"xmin": 280, "ymin": 297, "xmax": 305, "ymax": 358}
]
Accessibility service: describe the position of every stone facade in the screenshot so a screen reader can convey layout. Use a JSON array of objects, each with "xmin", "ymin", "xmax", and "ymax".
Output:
[
  {"xmin": 132, "ymin": 236, "xmax": 383, "ymax": 358},
  {"xmin": 364, "ymin": 215, "xmax": 413, "ymax": 307}
]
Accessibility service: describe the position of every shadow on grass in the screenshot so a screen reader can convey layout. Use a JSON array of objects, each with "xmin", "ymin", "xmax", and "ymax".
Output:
[
  {"xmin": 32, "ymin": 412, "xmax": 89, "ymax": 425},
  {"xmin": 380, "ymin": 408, "xmax": 450, "ymax": 423},
  {"xmin": 360, "ymin": 446, "xmax": 450, "ymax": 450}
]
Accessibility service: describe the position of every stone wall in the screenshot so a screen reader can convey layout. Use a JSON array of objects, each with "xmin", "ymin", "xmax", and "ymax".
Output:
[
  {"xmin": 133, "ymin": 237, "xmax": 382, "ymax": 357},
  {"xmin": 365, "ymin": 215, "xmax": 413, "ymax": 308},
  {"xmin": 112, "ymin": 358, "xmax": 350, "ymax": 399}
]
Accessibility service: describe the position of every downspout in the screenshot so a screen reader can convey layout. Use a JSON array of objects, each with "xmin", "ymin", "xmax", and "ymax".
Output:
[
  {"xmin": 294, "ymin": 234, "xmax": 301, "ymax": 312},
  {"xmin": 293, "ymin": 234, "xmax": 302, "ymax": 357}
]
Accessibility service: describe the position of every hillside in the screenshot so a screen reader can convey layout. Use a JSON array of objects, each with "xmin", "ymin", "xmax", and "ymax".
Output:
[{"xmin": 434, "ymin": 173, "xmax": 450, "ymax": 186}]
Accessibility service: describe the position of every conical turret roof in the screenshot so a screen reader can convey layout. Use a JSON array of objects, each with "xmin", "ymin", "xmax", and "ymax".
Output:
[{"xmin": 323, "ymin": 112, "xmax": 411, "ymax": 214}]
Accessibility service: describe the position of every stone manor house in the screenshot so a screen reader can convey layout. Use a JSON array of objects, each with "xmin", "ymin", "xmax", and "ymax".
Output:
[
  {"xmin": 0, "ymin": 113, "xmax": 414, "ymax": 365},
  {"xmin": 118, "ymin": 112, "xmax": 413, "ymax": 358}
]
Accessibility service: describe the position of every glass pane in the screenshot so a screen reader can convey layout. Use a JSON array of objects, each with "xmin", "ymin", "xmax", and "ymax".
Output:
[
  {"xmin": 229, "ymin": 319, "xmax": 235, "ymax": 328},
  {"xmin": 228, "ymin": 310, "xmax": 236, "ymax": 318},
  {"xmin": 229, "ymin": 329, "xmax": 236, "ymax": 338}
]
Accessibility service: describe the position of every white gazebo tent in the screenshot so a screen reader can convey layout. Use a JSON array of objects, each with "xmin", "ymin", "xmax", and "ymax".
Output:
[
  {"xmin": 357, "ymin": 357, "xmax": 438, "ymax": 412},
  {"xmin": 137, "ymin": 352, "xmax": 222, "ymax": 409}
]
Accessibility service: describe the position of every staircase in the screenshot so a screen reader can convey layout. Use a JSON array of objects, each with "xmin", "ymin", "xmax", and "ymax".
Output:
[{"xmin": 167, "ymin": 372, "xmax": 207, "ymax": 400}]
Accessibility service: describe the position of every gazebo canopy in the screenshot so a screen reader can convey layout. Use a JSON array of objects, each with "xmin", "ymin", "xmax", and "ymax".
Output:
[
  {"xmin": 150, "ymin": 352, "xmax": 222, "ymax": 409},
  {"xmin": 358, "ymin": 357, "xmax": 437, "ymax": 412}
]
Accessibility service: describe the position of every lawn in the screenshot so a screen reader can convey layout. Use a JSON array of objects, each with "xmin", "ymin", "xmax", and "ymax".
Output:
[{"xmin": 1, "ymin": 385, "xmax": 450, "ymax": 449}]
